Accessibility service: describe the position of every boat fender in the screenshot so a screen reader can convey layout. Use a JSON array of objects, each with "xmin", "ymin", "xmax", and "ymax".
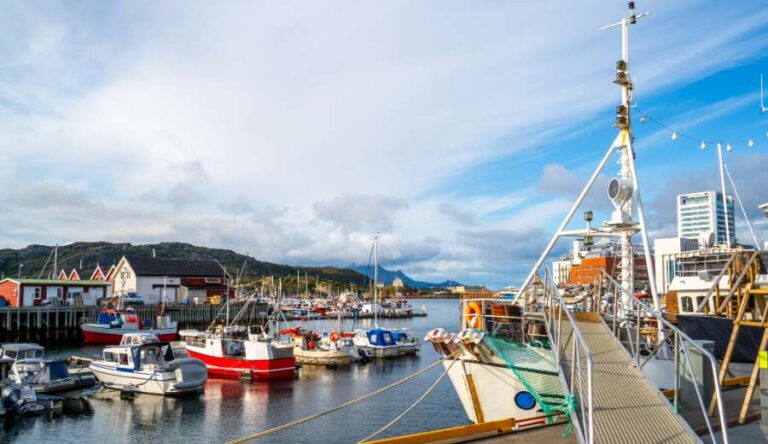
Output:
[{"xmin": 330, "ymin": 332, "xmax": 340, "ymax": 343}]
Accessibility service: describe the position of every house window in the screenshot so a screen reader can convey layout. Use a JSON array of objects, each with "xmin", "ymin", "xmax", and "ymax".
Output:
[
  {"xmin": 34, "ymin": 288, "xmax": 41, "ymax": 300},
  {"xmin": 205, "ymin": 278, "xmax": 221, "ymax": 283}
]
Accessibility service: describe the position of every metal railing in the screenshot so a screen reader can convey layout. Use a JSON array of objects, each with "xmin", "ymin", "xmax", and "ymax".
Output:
[
  {"xmin": 601, "ymin": 270, "xmax": 729, "ymax": 444},
  {"xmin": 540, "ymin": 270, "xmax": 595, "ymax": 444}
]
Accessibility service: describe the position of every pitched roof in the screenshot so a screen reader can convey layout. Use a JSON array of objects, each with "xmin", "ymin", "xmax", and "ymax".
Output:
[
  {"xmin": 6, "ymin": 279, "xmax": 111, "ymax": 286},
  {"xmin": 124, "ymin": 257, "xmax": 224, "ymax": 278}
]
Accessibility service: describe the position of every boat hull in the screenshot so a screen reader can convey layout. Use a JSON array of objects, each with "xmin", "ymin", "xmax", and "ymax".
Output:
[
  {"xmin": 358, "ymin": 345, "xmax": 399, "ymax": 359},
  {"xmin": 445, "ymin": 358, "xmax": 551, "ymax": 424},
  {"xmin": 293, "ymin": 348, "xmax": 353, "ymax": 366},
  {"xmin": 185, "ymin": 349, "xmax": 296, "ymax": 380},
  {"xmin": 89, "ymin": 363, "xmax": 202, "ymax": 396},
  {"xmin": 81, "ymin": 324, "xmax": 177, "ymax": 344}
]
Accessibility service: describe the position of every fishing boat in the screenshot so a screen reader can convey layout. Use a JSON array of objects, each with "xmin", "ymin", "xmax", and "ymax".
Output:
[
  {"xmin": 81, "ymin": 279, "xmax": 178, "ymax": 344},
  {"xmin": 8, "ymin": 359, "xmax": 96, "ymax": 395},
  {"xmin": 285, "ymin": 328, "xmax": 355, "ymax": 366},
  {"xmin": 179, "ymin": 297, "xmax": 296, "ymax": 380},
  {"xmin": 89, "ymin": 332, "xmax": 207, "ymax": 396},
  {"xmin": 81, "ymin": 309, "xmax": 177, "ymax": 344},
  {"xmin": 391, "ymin": 329, "xmax": 420, "ymax": 355},
  {"xmin": 352, "ymin": 328, "xmax": 399, "ymax": 359},
  {"xmin": 181, "ymin": 326, "xmax": 295, "ymax": 379}
]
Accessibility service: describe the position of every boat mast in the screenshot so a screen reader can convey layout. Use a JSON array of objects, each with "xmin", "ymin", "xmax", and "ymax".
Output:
[
  {"xmin": 517, "ymin": 2, "xmax": 659, "ymax": 310},
  {"xmin": 717, "ymin": 143, "xmax": 732, "ymax": 249},
  {"xmin": 373, "ymin": 234, "xmax": 379, "ymax": 329}
]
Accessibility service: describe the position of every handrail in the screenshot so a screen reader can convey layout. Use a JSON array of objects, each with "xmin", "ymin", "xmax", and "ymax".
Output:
[
  {"xmin": 541, "ymin": 269, "xmax": 594, "ymax": 444},
  {"xmin": 601, "ymin": 270, "xmax": 729, "ymax": 444}
]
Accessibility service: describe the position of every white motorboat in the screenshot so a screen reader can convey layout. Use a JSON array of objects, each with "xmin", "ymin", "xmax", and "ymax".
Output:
[{"xmin": 89, "ymin": 333, "xmax": 207, "ymax": 396}]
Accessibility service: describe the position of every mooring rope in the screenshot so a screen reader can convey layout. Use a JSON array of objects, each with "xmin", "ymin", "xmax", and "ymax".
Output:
[
  {"xmin": 357, "ymin": 357, "xmax": 457, "ymax": 443},
  {"xmin": 227, "ymin": 353, "xmax": 456, "ymax": 444}
]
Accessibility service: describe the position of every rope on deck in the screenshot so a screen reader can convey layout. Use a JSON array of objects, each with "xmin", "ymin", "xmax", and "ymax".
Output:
[{"xmin": 227, "ymin": 353, "xmax": 457, "ymax": 444}]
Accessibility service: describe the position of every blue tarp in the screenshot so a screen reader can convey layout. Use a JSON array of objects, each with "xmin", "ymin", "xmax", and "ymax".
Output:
[
  {"xmin": 366, "ymin": 329, "xmax": 395, "ymax": 346},
  {"xmin": 391, "ymin": 331, "xmax": 408, "ymax": 341}
]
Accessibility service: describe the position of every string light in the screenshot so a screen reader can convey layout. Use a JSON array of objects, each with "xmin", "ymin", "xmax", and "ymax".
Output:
[{"xmin": 633, "ymin": 107, "xmax": 761, "ymax": 154}]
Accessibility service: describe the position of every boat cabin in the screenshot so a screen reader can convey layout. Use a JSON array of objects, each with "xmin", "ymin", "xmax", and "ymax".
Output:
[
  {"xmin": 0, "ymin": 343, "xmax": 45, "ymax": 361},
  {"xmin": 101, "ymin": 334, "xmax": 176, "ymax": 371},
  {"xmin": 360, "ymin": 329, "xmax": 396, "ymax": 347}
]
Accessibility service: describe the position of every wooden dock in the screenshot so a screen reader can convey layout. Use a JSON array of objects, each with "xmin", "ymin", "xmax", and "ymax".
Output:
[{"xmin": 0, "ymin": 302, "xmax": 269, "ymax": 345}]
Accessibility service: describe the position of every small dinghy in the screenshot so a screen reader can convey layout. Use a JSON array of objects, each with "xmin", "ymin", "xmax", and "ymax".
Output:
[
  {"xmin": 89, "ymin": 333, "xmax": 207, "ymax": 396},
  {"xmin": 285, "ymin": 329, "xmax": 355, "ymax": 367}
]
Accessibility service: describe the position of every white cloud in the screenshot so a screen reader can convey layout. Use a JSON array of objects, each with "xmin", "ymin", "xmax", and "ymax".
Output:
[{"xmin": 0, "ymin": 1, "xmax": 766, "ymax": 287}]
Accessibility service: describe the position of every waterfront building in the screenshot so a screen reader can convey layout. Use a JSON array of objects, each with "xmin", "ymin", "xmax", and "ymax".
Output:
[
  {"xmin": 109, "ymin": 256, "xmax": 230, "ymax": 304},
  {"xmin": 653, "ymin": 237, "xmax": 699, "ymax": 294},
  {"xmin": 677, "ymin": 191, "xmax": 735, "ymax": 245},
  {"xmin": 56, "ymin": 264, "xmax": 110, "ymax": 282},
  {"xmin": 0, "ymin": 278, "xmax": 112, "ymax": 307}
]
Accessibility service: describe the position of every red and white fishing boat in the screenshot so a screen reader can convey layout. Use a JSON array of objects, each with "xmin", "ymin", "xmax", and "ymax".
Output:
[
  {"xmin": 180, "ymin": 326, "xmax": 295, "ymax": 379},
  {"xmin": 179, "ymin": 297, "xmax": 295, "ymax": 380},
  {"xmin": 81, "ymin": 309, "xmax": 177, "ymax": 344}
]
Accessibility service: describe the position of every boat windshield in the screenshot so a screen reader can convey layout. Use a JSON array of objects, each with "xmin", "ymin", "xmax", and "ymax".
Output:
[
  {"xmin": 14, "ymin": 361, "xmax": 43, "ymax": 380},
  {"xmin": 139, "ymin": 344, "xmax": 174, "ymax": 365}
]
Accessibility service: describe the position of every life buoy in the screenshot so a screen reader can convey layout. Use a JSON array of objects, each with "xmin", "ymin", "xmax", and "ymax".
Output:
[
  {"xmin": 330, "ymin": 332, "xmax": 340, "ymax": 342},
  {"xmin": 463, "ymin": 302, "xmax": 483, "ymax": 330}
]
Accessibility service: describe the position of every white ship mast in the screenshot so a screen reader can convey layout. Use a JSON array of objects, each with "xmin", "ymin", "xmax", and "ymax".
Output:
[{"xmin": 518, "ymin": 2, "xmax": 660, "ymax": 310}]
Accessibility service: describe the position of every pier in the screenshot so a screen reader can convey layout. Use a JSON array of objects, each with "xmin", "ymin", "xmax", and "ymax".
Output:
[{"xmin": 0, "ymin": 303, "xmax": 268, "ymax": 344}]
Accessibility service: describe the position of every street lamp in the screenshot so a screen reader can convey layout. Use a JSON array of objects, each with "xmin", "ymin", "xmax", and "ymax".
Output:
[{"xmin": 18, "ymin": 263, "xmax": 24, "ymax": 278}]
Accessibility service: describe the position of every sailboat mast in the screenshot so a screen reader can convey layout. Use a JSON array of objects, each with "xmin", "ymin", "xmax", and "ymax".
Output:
[{"xmin": 373, "ymin": 235, "xmax": 378, "ymax": 329}]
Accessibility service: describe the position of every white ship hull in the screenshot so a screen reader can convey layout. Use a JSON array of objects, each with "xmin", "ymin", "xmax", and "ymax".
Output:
[
  {"xmin": 89, "ymin": 363, "xmax": 203, "ymax": 396},
  {"xmin": 445, "ymin": 358, "xmax": 544, "ymax": 423}
]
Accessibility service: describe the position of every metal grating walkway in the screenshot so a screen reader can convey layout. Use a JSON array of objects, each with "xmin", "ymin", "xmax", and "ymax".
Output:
[{"xmin": 560, "ymin": 313, "xmax": 697, "ymax": 444}]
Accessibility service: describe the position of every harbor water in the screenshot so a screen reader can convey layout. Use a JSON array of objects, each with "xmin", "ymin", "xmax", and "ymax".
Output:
[{"xmin": 3, "ymin": 299, "xmax": 468, "ymax": 444}]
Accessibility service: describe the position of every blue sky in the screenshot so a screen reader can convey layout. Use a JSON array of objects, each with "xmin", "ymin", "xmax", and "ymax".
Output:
[{"xmin": 0, "ymin": 1, "xmax": 767, "ymax": 288}]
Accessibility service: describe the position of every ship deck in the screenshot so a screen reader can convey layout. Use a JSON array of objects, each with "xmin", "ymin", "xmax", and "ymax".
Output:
[{"xmin": 560, "ymin": 312, "xmax": 697, "ymax": 444}]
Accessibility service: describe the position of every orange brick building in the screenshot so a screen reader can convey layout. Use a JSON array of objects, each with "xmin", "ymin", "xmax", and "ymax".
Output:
[{"xmin": 568, "ymin": 256, "xmax": 648, "ymax": 285}]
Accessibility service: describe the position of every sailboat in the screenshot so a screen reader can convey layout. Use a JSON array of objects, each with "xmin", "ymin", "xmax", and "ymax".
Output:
[{"xmin": 352, "ymin": 235, "xmax": 399, "ymax": 359}]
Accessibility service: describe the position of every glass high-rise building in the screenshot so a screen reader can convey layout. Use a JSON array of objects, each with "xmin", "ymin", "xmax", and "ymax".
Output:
[{"xmin": 677, "ymin": 191, "xmax": 735, "ymax": 245}]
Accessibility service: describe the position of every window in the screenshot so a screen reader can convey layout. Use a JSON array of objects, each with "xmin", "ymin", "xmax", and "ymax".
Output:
[
  {"xmin": 33, "ymin": 288, "xmax": 41, "ymax": 300},
  {"xmin": 119, "ymin": 353, "xmax": 129, "ymax": 365},
  {"xmin": 681, "ymin": 296, "xmax": 693, "ymax": 313},
  {"xmin": 104, "ymin": 352, "xmax": 118, "ymax": 362}
]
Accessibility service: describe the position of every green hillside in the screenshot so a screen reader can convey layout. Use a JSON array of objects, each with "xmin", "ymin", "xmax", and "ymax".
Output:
[{"xmin": 0, "ymin": 242, "xmax": 367, "ymax": 290}]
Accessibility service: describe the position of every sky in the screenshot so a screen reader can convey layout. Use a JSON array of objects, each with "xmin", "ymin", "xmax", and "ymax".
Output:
[{"xmin": 0, "ymin": 1, "xmax": 767, "ymax": 289}]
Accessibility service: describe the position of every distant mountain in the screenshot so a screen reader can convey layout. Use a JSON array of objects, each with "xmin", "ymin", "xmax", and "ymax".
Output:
[
  {"xmin": 349, "ymin": 264, "xmax": 460, "ymax": 290},
  {"xmin": 0, "ymin": 242, "xmax": 365, "ymax": 284}
]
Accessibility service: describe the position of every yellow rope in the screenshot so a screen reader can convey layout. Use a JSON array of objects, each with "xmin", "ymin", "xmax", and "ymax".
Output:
[{"xmin": 227, "ymin": 354, "xmax": 455, "ymax": 444}]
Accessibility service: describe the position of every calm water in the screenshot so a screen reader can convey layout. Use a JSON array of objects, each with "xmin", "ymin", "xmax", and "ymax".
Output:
[{"xmin": 2, "ymin": 299, "xmax": 469, "ymax": 444}]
